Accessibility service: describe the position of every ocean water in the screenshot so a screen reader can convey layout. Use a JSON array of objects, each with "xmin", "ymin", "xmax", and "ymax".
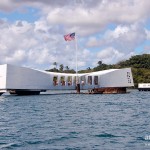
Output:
[{"xmin": 0, "ymin": 90, "xmax": 150, "ymax": 150}]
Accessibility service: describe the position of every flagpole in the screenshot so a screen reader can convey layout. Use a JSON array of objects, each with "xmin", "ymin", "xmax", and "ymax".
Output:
[
  {"xmin": 75, "ymin": 34, "xmax": 78, "ymax": 82},
  {"xmin": 64, "ymin": 32, "xmax": 80, "ymax": 92},
  {"xmin": 75, "ymin": 34, "xmax": 80, "ymax": 93}
]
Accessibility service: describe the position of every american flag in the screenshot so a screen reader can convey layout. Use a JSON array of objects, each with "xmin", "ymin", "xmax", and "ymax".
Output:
[{"xmin": 64, "ymin": 32, "xmax": 75, "ymax": 41}]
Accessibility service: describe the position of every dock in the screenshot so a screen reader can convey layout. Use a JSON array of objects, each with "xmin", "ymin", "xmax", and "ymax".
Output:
[{"xmin": 138, "ymin": 83, "xmax": 150, "ymax": 91}]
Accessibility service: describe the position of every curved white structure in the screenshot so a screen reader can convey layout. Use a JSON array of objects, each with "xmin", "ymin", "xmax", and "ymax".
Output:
[{"xmin": 0, "ymin": 64, "xmax": 134, "ymax": 94}]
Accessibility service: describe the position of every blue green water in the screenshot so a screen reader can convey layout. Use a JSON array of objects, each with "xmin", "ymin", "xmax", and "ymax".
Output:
[{"xmin": 0, "ymin": 90, "xmax": 150, "ymax": 150}]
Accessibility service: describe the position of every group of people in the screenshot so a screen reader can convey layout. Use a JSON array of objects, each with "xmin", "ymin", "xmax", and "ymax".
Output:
[
  {"xmin": 53, "ymin": 80, "xmax": 85, "ymax": 86},
  {"xmin": 53, "ymin": 80, "xmax": 72, "ymax": 86}
]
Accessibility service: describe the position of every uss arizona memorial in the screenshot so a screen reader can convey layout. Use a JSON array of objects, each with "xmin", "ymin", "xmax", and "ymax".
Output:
[{"xmin": 0, "ymin": 64, "xmax": 134, "ymax": 95}]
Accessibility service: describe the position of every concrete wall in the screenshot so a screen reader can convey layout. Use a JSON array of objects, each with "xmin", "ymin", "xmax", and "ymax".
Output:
[
  {"xmin": 0, "ymin": 64, "xmax": 134, "ymax": 91},
  {"xmin": 0, "ymin": 64, "xmax": 7, "ymax": 89},
  {"xmin": 6, "ymin": 64, "xmax": 51, "ymax": 90},
  {"xmin": 5, "ymin": 64, "xmax": 76, "ymax": 90},
  {"xmin": 99, "ymin": 68, "xmax": 134, "ymax": 87}
]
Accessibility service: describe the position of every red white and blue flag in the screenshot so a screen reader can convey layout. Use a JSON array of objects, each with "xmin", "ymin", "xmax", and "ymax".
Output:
[{"xmin": 64, "ymin": 32, "xmax": 75, "ymax": 41}]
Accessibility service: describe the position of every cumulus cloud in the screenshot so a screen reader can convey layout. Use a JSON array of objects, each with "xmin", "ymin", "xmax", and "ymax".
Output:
[
  {"xmin": 0, "ymin": 0, "xmax": 20, "ymax": 12},
  {"xmin": 0, "ymin": 19, "xmax": 91, "ymax": 69},
  {"xmin": 0, "ymin": 0, "xmax": 150, "ymax": 69},
  {"xmin": 142, "ymin": 46, "xmax": 150, "ymax": 54},
  {"xmin": 45, "ymin": 0, "xmax": 150, "ymax": 36},
  {"xmin": 86, "ymin": 37, "xmax": 100, "ymax": 47},
  {"xmin": 1, "ymin": 0, "xmax": 150, "ymax": 34},
  {"xmin": 103, "ymin": 24, "xmax": 147, "ymax": 53},
  {"xmin": 97, "ymin": 47, "xmax": 124, "ymax": 64},
  {"xmin": 145, "ymin": 29, "xmax": 150, "ymax": 40},
  {"xmin": 87, "ymin": 23, "xmax": 147, "ymax": 54}
]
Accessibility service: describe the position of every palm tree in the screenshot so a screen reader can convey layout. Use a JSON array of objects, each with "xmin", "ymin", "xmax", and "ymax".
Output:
[
  {"xmin": 87, "ymin": 67, "xmax": 91, "ymax": 70},
  {"xmin": 59, "ymin": 64, "xmax": 64, "ymax": 72},
  {"xmin": 65, "ymin": 66, "xmax": 69, "ymax": 70},
  {"xmin": 53, "ymin": 62, "xmax": 57, "ymax": 69},
  {"xmin": 98, "ymin": 61, "xmax": 102, "ymax": 66}
]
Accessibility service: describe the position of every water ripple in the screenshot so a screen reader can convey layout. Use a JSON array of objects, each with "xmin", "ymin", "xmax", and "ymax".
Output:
[{"xmin": 0, "ymin": 90, "xmax": 150, "ymax": 149}]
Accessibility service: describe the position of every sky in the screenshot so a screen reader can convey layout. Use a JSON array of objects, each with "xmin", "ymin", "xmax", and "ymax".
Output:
[{"xmin": 0, "ymin": 0, "xmax": 150, "ymax": 70}]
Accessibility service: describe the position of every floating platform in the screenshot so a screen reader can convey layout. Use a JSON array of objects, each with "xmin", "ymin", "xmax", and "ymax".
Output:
[
  {"xmin": 0, "ymin": 92, "xmax": 4, "ymax": 96},
  {"xmin": 87, "ymin": 87, "xmax": 127, "ymax": 94},
  {"xmin": 0, "ymin": 90, "xmax": 6, "ymax": 96},
  {"xmin": 9, "ymin": 90, "xmax": 41, "ymax": 95}
]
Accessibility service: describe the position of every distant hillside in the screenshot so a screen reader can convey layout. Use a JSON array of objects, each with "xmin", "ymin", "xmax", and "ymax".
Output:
[
  {"xmin": 48, "ymin": 54, "xmax": 150, "ymax": 88},
  {"xmin": 117, "ymin": 54, "xmax": 150, "ymax": 69},
  {"xmin": 116, "ymin": 54, "xmax": 150, "ymax": 87}
]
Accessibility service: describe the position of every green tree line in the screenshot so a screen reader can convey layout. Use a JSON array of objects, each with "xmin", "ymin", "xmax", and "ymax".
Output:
[
  {"xmin": 46, "ymin": 62, "xmax": 76, "ymax": 73},
  {"xmin": 46, "ymin": 54, "xmax": 150, "ymax": 87},
  {"xmin": 116, "ymin": 54, "xmax": 150, "ymax": 87}
]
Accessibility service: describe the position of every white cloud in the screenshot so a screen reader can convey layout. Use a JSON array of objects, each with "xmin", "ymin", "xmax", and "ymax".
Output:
[
  {"xmin": 143, "ymin": 46, "xmax": 150, "ymax": 54},
  {"xmin": 0, "ymin": 0, "xmax": 20, "ymax": 12},
  {"xmin": 86, "ymin": 37, "xmax": 99, "ymax": 47},
  {"xmin": 1, "ymin": 0, "xmax": 150, "ymax": 35},
  {"xmin": 0, "ymin": 0, "xmax": 150, "ymax": 70},
  {"xmin": 11, "ymin": 21, "xmax": 32, "ymax": 34},
  {"xmin": 145, "ymin": 29, "xmax": 150, "ymax": 40},
  {"xmin": 86, "ymin": 23, "xmax": 147, "ymax": 54},
  {"xmin": 103, "ymin": 24, "xmax": 147, "ymax": 53},
  {"xmin": 106, "ymin": 26, "xmax": 129, "ymax": 39},
  {"xmin": 44, "ymin": 0, "xmax": 150, "ymax": 36},
  {"xmin": 0, "ymin": 19, "xmax": 92, "ymax": 69},
  {"xmin": 97, "ymin": 47, "xmax": 124, "ymax": 64}
]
